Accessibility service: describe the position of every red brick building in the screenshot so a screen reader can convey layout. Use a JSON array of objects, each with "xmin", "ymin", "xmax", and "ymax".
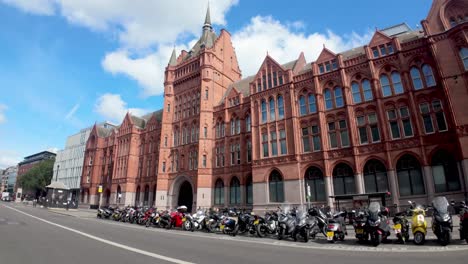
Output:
[{"xmin": 82, "ymin": 0, "xmax": 468, "ymax": 211}]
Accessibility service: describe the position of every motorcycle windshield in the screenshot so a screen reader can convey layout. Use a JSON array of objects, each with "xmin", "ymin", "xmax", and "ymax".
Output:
[
  {"xmin": 368, "ymin": 202, "xmax": 381, "ymax": 220},
  {"xmin": 432, "ymin": 197, "xmax": 449, "ymax": 214}
]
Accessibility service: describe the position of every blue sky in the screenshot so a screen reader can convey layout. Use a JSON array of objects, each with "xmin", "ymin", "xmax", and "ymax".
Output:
[{"xmin": 0, "ymin": 0, "xmax": 432, "ymax": 168}]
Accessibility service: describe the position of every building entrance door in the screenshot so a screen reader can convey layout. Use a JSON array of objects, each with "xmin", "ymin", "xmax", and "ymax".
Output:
[{"xmin": 177, "ymin": 181, "xmax": 193, "ymax": 212}]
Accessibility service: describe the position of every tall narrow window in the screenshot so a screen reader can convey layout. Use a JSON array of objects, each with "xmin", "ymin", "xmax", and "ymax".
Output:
[
  {"xmin": 433, "ymin": 100, "xmax": 447, "ymax": 131},
  {"xmin": 261, "ymin": 100, "xmax": 267, "ymax": 123},
  {"xmin": 214, "ymin": 179, "xmax": 224, "ymax": 205},
  {"xmin": 246, "ymin": 140, "xmax": 252, "ymax": 163},
  {"xmin": 308, "ymin": 94, "xmax": 317, "ymax": 113},
  {"xmin": 204, "ymin": 127, "xmax": 207, "ymax": 138},
  {"xmin": 245, "ymin": 115, "xmax": 251, "ymax": 132},
  {"xmin": 202, "ymin": 155, "xmax": 206, "ymax": 168},
  {"xmin": 262, "ymin": 133, "xmax": 269, "ymax": 158},
  {"xmin": 279, "ymin": 129, "xmax": 287, "ymax": 155},
  {"xmin": 273, "ymin": 72, "xmax": 278, "ymax": 87},
  {"xmin": 400, "ymin": 107, "xmax": 413, "ymax": 137},
  {"xmin": 299, "ymin": 95, "xmax": 307, "ymax": 115},
  {"xmin": 357, "ymin": 116, "xmax": 368, "ymax": 144},
  {"xmin": 278, "ymin": 95, "xmax": 284, "ymax": 119},
  {"xmin": 270, "ymin": 131, "xmax": 278, "ymax": 156},
  {"xmin": 460, "ymin": 48, "xmax": 468, "ymax": 70},
  {"xmin": 334, "ymin": 87, "xmax": 344, "ymax": 107},
  {"xmin": 324, "ymin": 89, "xmax": 333, "ymax": 110},
  {"xmin": 302, "ymin": 127, "xmax": 310, "ymax": 153},
  {"xmin": 420, "ymin": 103, "xmax": 434, "ymax": 134},
  {"xmin": 362, "ymin": 79, "xmax": 373, "ymax": 101},
  {"xmin": 422, "ymin": 64, "xmax": 436, "ymax": 87},
  {"xmin": 339, "ymin": 120, "xmax": 350, "ymax": 147},
  {"xmin": 328, "ymin": 122, "xmax": 337, "ymax": 148},
  {"xmin": 269, "ymin": 171, "xmax": 284, "ymax": 203},
  {"xmin": 387, "ymin": 109, "xmax": 401, "ymax": 139},
  {"xmin": 236, "ymin": 118, "xmax": 241, "ymax": 134},
  {"xmin": 269, "ymin": 97, "xmax": 276, "ymax": 121},
  {"xmin": 352, "ymin": 82, "xmax": 361, "ymax": 103},
  {"xmin": 410, "ymin": 67, "xmax": 423, "ymax": 90},
  {"xmin": 231, "ymin": 118, "xmax": 236, "ymax": 135},
  {"xmin": 368, "ymin": 113, "xmax": 380, "ymax": 142},
  {"xmin": 311, "ymin": 125, "xmax": 321, "ymax": 151},
  {"xmin": 246, "ymin": 176, "xmax": 253, "ymax": 204},
  {"xmin": 230, "ymin": 144, "xmax": 235, "ymax": 165},
  {"xmin": 392, "ymin": 72, "xmax": 404, "ymax": 94},
  {"xmin": 230, "ymin": 177, "xmax": 241, "ymax": 205},
  {"xmin": 380, "ymin": 74, "xmax": 391, "ymax": 97}
]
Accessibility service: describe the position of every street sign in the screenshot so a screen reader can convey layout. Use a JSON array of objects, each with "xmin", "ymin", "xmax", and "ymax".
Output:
[{"xmin": 98, "ymin": 185, "xmax": 103, "ymax": 193}]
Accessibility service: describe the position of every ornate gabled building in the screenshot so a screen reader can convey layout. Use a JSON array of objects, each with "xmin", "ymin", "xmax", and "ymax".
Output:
[{"xmin": 82, "ymin": 0, "xmax": 468, "ymax": 211}]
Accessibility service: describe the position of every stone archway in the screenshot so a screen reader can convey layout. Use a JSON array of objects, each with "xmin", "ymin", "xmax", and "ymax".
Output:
[
  {"xmin": 178, "ymin": 181, "xmax": 193, "ymax": 213},
  {"xmin": 169, "ymin": 176, "xmax": 196, "ymax": 212}
]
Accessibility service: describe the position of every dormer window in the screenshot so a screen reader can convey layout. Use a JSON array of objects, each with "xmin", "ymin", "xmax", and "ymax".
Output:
[
  {"xmin": 318, "ymin": 59, "xmax": 338, "ymax": 74},
  {"xmin": 325, "ymin": 62, "xmax": 331, "ymax": 72},
  {"xmin": 379, "ymin": 45, "xmax": 386, "ymax": 56},
  {"xmin": 387, "ymin": 44, "xmax": 394, "ymax": 54},
  {"xmin": 319, "ymin": 64, "xmax": 325, "ymax": 74},
  {"xmin": 372, "ymin": 44, "xmax": 394, "ymax": 58},
  {"xmin": 372, "ymin": 48, "xmax": 379, "ymax": 58}
]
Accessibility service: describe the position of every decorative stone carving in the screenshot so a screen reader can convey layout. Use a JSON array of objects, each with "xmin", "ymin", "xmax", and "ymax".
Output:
[{"xmin": 389, "ymin": 138, "xmax": 420, "ymax": 150}]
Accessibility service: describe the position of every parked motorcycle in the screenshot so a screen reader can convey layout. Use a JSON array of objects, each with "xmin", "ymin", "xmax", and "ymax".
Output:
[
  {"xmin": 366, "ymin": 201, "xmax": 390, "ymax": 247},
  {"xmin": 392, "ymin": 210, "xmax": 410, "ymax": 244},
  {"xmin": 294, "ymin": 211, "xmax": 312, "ymax": 242},
  {"xmin": 431, "ymin": 197, "xmax": 452, "ymax": 246},
  {"xmin": 236, "ymin": 210, "xmax": 256, "ymax": 235},
  {"xmin": 459, "ymin": 201, "xmax": 468, "ymax": 243},
  {"xmin": 277, "ymin": 207, "xmax": 298, "ymax": 241},
  {"xmin": 97, "ymin": 207, "xmax": 114, "ymax": 219},
  {"xmin": 146, "ymin": 210, "xmax": 161, "ymax": 228},
  {"xmin": 191, "ymin": 209, "xmax": 207, "ymax": 231},
  {"xmin": 220, "ymin": 214, "xmax": 237, "ymax": 236},
  {"xmin": 408, "ymin": 201, "xmax": 427, "ymax": 245},
  {"xmin": 256, "ymin": 210, "xmax": 278, "ymax": 238},
  {"xmin": 353, "ymin": 210, "xmax": 369, "ymax": 243},
  {"xmin": 308, "ymin": 207, "xmax": 328, "ymax": 238},
  {"xmin": 326, "ymin": 211, "xmax": 347, "ymax": 243}
]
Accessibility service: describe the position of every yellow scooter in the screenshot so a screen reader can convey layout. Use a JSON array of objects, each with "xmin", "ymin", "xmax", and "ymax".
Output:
[{"xmin": 408, "ymin": 201, "xmax": 427, "ymax": 245}]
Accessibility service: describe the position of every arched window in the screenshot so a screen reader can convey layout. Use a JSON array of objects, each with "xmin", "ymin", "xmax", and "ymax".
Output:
[
  {"xmin": 245, "ymin": 114, "xmax": 251, "ymax": 132},
  {"xmin": 135, "ymin": 186, "xmax": 141, "ymax": 206},
  {"xmin": 333, "ymin": 163, "xmax": 355, "ymax": 195},
  {"xmin": 246, "ymin": 175, "xmax": 253, "ymax": 204},
  {"xmin": 422, "ymin": 64, "xmax": 436, "ymax": 87},
  {"xmin": 269, "ymin": 97, "xmax": 276, "ymax": 121},
  {"xmin": 230, "ymin": 177, "xmax": 241, "ymax": 205},
  {"xmin": 261, "ymin": 100, "xmax": 267, "ymax": 123},
  {"xmin": 432, "ymin": 150, "xmax": 460, "ymax": 193},
  {"xmin": 410, "ymin": 67, "xmax": 423, "ymax": 90},
  {"xmin": 391, "ymin": 71, "xmax": 404, "ymax": 94},
  {"xmin": 269, "ymin": 170, "xmax": 284, "ymax": 203},
  {"xmin": 304, "ymin": 167, "xmax": 325, "ymax": 202},
  {"xmin": 397, "ymin": 154, "xmax": 425, "ymax": 196},
  {"xmin": 363, "ymin": 159, "xmax": 388, "ymax": 193},
  {"xmin": 299, "ymin": 95, "xmax": 307, "ymax": 116},
  {"xmin": 334, "ymin": 87, "xmax": 344, "ymax": 107},
  {"xmin": 460, "ymin": 48, "xmax": 468, "ymax": 70},
  {"xmin": 324, "ymin": 89, "xmax": 333, "ymax": 110},
  {"xmin": 380, "ymin": 74, "xmax": 391, "ymax": 97},
  {"xmin": 308, "ymin": 94, "xmax": 317, "ymax": 113},
  {"xmin": 214, "ymin": 179, "xmax": 224, "ymax": 205},
  {"xmin": 351, "ymin": 82, "xmax": 361, "ymax": 103},
  {"xmin": 143, "ymin": 185, "xmax": 149, "ymax": 206},
  {"xmin": 362, "ymin": 79, "xmax": 373, "ymax": 101},
  {"xmin": 277, "ymin": 95, "xmax": 284, "ymax": 119}
]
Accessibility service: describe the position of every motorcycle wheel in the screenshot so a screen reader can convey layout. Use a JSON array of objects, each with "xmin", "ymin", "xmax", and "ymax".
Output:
[
  {"xmin": 413, "ymin": 231, "xmax": 425, "ymax": 245},
  {"xmin": 277, "ymin": 227, "xmax": 284, "ymax": 240},
  {"xmin": 231, "ymin": 225, "xmax": 239, "ymax": 237},
  {"xmin": 207, "ymin": 222, "xmax": 217, "ymax": 233},
  {"xmin": 145, "ymin": 219, "xmax": 151, "ymax": 228},
  {"xmin": 256, "ymin": 224, "xmax": 267, "ymax": 238},
  {"xmin": 183, "ymin": 220, "xmax": 193, "ymax": 232},
  {"xmin": 302, "ymin": 229, "xmax": 309, "ymax": 243},
  {"xmin": 372, "ymin": 233, "xmax": 381, "ymax": 247},
  {"xmin": 339, "ymin": 233, "xmax": 345, "ymax": 242},
  {"xmin": 439, "ymin": 231, "xmax": 451, "ymax": 246}
]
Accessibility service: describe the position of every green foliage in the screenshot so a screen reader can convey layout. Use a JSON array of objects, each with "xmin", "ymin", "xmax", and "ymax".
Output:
[{"xmin": 18, "ymin": 159, "xmax": 55, "ymax": 193}]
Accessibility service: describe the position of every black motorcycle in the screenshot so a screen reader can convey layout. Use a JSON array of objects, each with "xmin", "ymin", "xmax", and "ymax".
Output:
[
  {"xmin": 294, "ymin": 211, "xmax": 313, "ymax": 242},
  {"xmin": 308, "ymin": 207, "xmax": 328, "ymax": 238},
  {"xmin": 431, "ymin": 196, "xmax": 453, "ymax": 246},
  {"xmin": 256, "ymin": 211, "xmax": 278, "ymax": 238},
  {"xmin": 366, "ymin": 202, "xmax": 391, "ymax": 247},
  {"xmin": 236, "ymin": 210, "xmax": 256, "ymax": 235},
  {"xmin": 97, "ymin": 207, "xmax": 114, "ymax": 219},
  {"xmin": 459, "ymin": 201, "xmax": 468, "ymax": 243},
  {"xmin": 353, "ymin": 210, "xmax": 369, "ymax": 243}
]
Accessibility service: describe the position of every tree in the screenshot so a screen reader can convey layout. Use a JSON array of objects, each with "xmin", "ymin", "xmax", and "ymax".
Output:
[{"xmin": 18, "ymin": 159, "xmax": 55, "ymax": 195}]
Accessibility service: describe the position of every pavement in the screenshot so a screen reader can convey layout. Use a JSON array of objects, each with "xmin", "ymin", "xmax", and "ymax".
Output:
[{"xmin": 0, "ymin": 202, "xmax": 467, "ymax": 264}]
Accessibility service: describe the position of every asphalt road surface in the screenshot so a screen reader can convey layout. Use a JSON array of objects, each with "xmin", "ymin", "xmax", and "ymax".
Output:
[{"xmin": 0, "ymin": 203, "xmax": 467, "ymax": 264}]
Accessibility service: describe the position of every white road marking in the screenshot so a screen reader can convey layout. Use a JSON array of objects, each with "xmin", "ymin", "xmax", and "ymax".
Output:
[{"xmin": 3, "ymin": 205, "xmax": 195, "ymax": 264}]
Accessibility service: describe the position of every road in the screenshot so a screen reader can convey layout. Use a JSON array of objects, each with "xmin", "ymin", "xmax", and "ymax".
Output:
[{"xmin": 0, "ymin": 203, "xmax": 467, "ymax": 264}]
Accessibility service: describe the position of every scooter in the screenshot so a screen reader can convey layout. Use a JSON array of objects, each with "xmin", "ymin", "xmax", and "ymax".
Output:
[
  {"xmin": 431, "ymin": 197, "xmax": 452, "ymax": 246},
  {"xmin": 277, "ymin": 207, "xmax": 298, "ymax": 241},
  {"xmin": 294, "ymin": 211, "xmax": 313, "ymax": 242},
  {"xmin": 408, "ymin": 201, "xmax": 427, "ymax": 245},
  {"xmin": 392, "ymin": 210, "xmax": 410, "ymax": 244},
  {"xmin": 191, "ymin": 209, "xmax": 207, "ymax": 231},
  {"xmin": 326, "ymin": 211, "xmax": 347, "ymax": 243},
  {"xmin": 256, "ymin": 210, "xmax": 278, "ymax": 238},
  {"xmin": 308, "ymin": 207, "xmax": 328, "ymax": 238},
  {"xmin": 459, "ymin": 201, "xmax": 468, "ymax": 243}
]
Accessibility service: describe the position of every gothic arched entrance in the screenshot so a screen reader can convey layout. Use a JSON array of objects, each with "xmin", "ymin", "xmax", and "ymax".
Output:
[{"xmin": 178, "ymin": 181, "xmax": 193, "ymax": 212}]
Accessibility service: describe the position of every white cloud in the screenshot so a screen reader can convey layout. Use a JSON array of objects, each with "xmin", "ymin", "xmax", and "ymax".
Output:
[
  {"xmin": 0, "ymin": 150, "xmax": 21, "ymax": 169},
  {"xmin": 3, "ymin": 1, "xmax": 372, "ymax": 97},
  {"xmin": 0, "ymin": 104, "xmax": 7, "ymax": 124},
  {"xmin": 94, "ymin": 93, "xmax": 148, "ymax": 123},
  {"xmin": 46, "ymin": 147, "xmax": 59, "ymax": 154},
  {"xmin": 1, "ymin": 0, "xmax": 55, "ymax": 15},
  {"xmin": 64, "ymin": 103, "xmax": 80, "ymax": 120},
  {"xmin": 232, "ymin": 16, "xmax": 373, "ymax": 76}
]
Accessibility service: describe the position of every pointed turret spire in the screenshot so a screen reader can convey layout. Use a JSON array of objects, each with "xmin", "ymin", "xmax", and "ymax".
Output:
[
  {"xmin": 203, "ymin": 2, "xmax": 212, "ymax": 31},
  {"xmin": 168, "ymin": 47, "xmax": 177, "ymax": 66}
]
